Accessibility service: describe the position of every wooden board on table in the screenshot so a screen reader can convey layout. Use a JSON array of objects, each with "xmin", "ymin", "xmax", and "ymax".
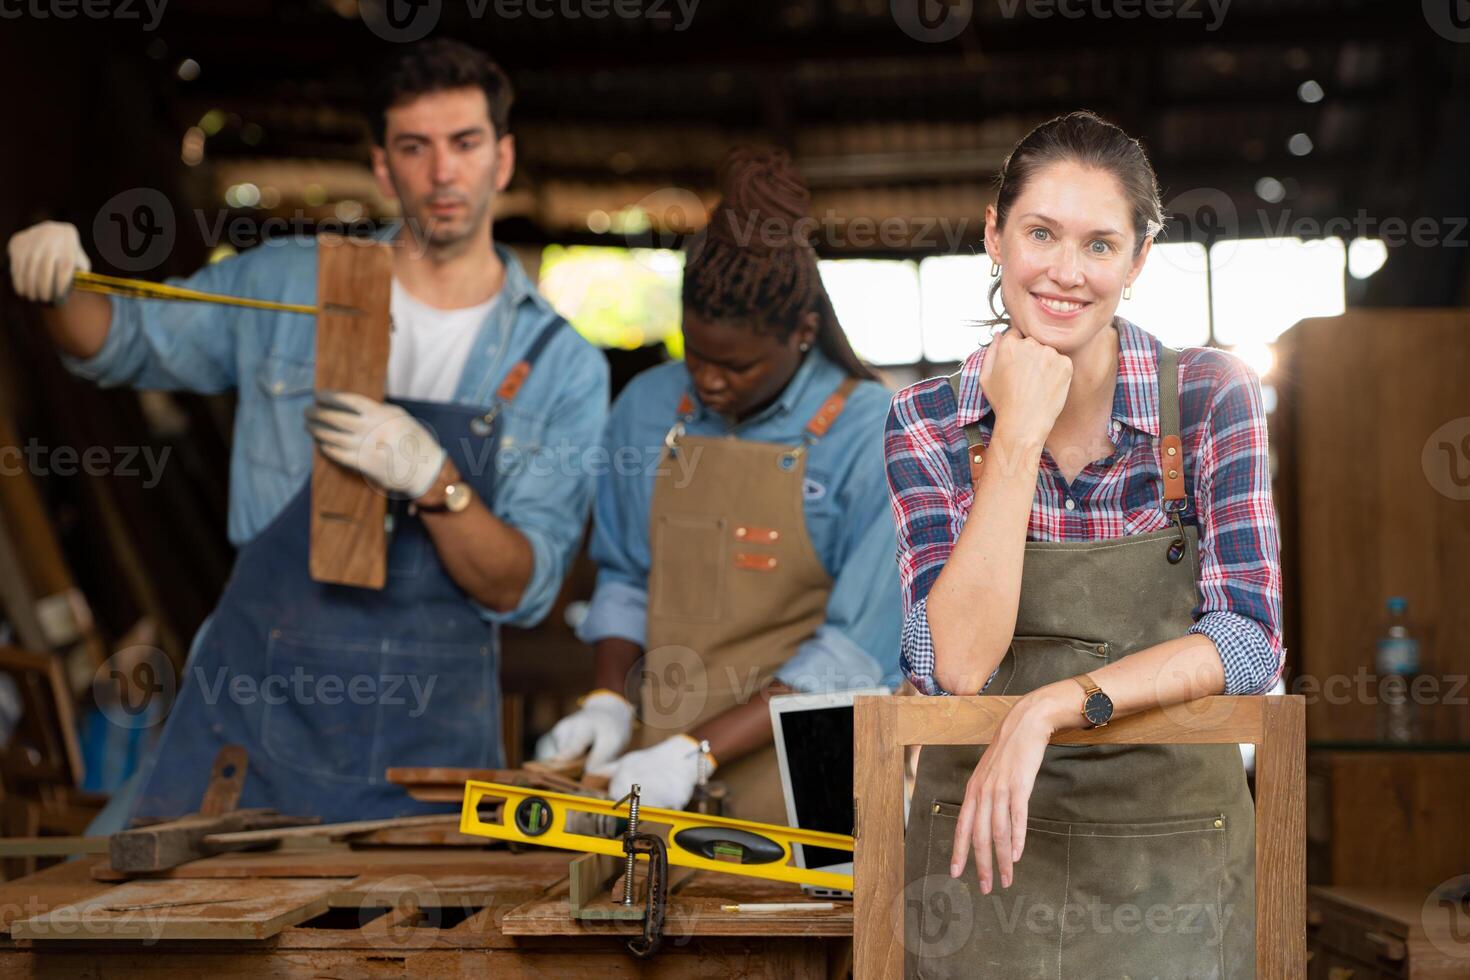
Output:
[
  {"xmin": 11, "ymin": 877, "xmax": 347, "ymax": 941},
  {"xmin": 309, "ymin": 235, "xmax": 393, "ymax": 590},
  {"xmin": 92, "ymin": 844, "xmax": 568, "ymax": 882},
  {"xmin": 503, "ymin": 870, "xmax": 851, "ymax": 938}
]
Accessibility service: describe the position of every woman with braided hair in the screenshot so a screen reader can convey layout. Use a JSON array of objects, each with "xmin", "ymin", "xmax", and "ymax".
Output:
[{"xmin": 535, "ymin": 147, "xmax": 903, "ymax": 824}]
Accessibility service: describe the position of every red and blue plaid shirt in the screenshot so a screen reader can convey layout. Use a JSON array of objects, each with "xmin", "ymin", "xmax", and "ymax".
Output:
[{"xmin": 885, "ymin": 318, "xmax": 1284, "ymax": 697}]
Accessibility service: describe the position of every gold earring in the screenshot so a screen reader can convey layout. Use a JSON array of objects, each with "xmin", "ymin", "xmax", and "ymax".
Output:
[{"xmin": 1123, "ymin": 283, "xmax": 1133, "ymax": 301}]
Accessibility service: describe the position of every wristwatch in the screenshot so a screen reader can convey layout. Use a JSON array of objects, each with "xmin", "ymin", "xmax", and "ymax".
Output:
[
  {"xmin": 1074, "ymin": 673, "xmax": 1114, "ymax": 729},
  {"xmin": 414, "ymin": 481, "xmax": 474, "ymax": 514}
]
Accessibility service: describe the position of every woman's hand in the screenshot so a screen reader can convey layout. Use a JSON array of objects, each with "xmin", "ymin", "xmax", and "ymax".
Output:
[
  {"xmin": 949, "ymin": 689, "xmax": 1068, "ymax": 893},
  {"xmin": 980, "ymin": 327, "xmax": 1073, "ymax": 449}
]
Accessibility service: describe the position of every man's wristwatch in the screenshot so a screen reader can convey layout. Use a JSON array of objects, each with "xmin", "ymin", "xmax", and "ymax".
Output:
[
  {"xmin": 414, "ymin": 481, "xmax": 474, "ymax": 514},
  {"xmin": 1074, "ymin": 673, "xmax": 1114, "ymax": 729}
]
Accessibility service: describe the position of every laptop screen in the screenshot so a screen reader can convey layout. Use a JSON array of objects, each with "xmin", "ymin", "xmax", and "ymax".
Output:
[{"xmin": 775, "ymin": 702, "xmax": 855, "ymax": 870}]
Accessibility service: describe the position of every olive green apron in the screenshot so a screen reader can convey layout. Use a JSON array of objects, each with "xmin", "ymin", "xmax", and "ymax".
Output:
[
  {"xmin": 638, "ymin": 378, "xmax": 858, "ymax": 826},
  {"xmin": 904, "ymin": 346, "xmax": 1255, "ymax": 979}
]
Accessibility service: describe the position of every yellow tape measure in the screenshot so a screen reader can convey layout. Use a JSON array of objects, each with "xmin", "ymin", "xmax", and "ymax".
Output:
[
  {"xmin": 459, "ymin": 780, "xmax": 854, "ymax": 892},
  {"xmin": 71, "ymin": 270, "xmax": 350, "ymax": 317}
]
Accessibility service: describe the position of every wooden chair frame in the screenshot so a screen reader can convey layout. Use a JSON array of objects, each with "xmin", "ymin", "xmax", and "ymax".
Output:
[{"xmin": 853, "ymin": 694, "xmax": 1305, "ymax": 977}]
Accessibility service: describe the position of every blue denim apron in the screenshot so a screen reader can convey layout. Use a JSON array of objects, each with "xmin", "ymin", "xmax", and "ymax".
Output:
[{"xmin": 130, "ymin": 323, "xmax": 562, "ymax": 824}]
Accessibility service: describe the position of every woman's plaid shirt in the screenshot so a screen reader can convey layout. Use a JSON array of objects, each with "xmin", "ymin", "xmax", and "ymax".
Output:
[{"xmin": 884, "ymin": 319, "xmax": 1284, "ymax": 697}]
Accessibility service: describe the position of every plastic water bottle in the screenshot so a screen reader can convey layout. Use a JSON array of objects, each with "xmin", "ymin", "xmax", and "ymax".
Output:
[{"xmin": 1375, "ymin": 597, "xmax": 1420, "ymax": 743}]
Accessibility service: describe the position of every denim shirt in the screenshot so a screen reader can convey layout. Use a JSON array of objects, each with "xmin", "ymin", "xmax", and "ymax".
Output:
[
  {"xmin": 62, "ymin": 229, "xmax": 610, "ymax": 628},
  {"xmin": 576, "ymin": 349, "xmax": 904, "ymax": 692}
]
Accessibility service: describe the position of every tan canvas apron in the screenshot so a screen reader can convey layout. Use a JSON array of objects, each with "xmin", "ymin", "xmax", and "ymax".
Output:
[
  {"xmin": 903, "ymin": 346, "xmax": 1256, "ymax": 979},
  {"xmin": 637, "ymin": 378, "xmax": 858, "ymax": 826}
]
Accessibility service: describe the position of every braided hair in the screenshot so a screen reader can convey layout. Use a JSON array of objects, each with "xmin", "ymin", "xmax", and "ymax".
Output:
[{"xmin": 683, "ymin": 147, "xmax": 878, "ymax": 382}]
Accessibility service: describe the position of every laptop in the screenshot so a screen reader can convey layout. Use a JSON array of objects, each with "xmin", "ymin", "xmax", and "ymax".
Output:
[{"xmin": 769, "ymin": 687, "xmax": 890, "ymax": 899}]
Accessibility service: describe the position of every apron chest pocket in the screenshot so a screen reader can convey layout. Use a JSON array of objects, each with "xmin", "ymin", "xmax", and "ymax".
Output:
[
  {"xmin": 261, "ymin": 630, "xmax": 496, "ymax": 783},
  {"xmin": 995, "ymin": 635, "xmax": 1110, "ymax": 696},
  {"xmin": 650, "ymin": 514, "xmax": 727, "ymax": 621}
]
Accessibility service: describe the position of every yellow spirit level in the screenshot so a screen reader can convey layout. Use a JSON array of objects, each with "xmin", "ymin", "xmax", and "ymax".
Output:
[{"xmin": 458, "ymin": 780, "xmax": 854, "ymax": 892}]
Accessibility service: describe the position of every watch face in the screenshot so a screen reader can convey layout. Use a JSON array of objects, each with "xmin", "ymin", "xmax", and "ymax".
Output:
[
  {"xmin": 1084, "ymin": 691, "xmax": 1114, "ymax": 726},
  {"xmin": 445, "ymin": 483, "xmax": 472, "ymax": 513}
]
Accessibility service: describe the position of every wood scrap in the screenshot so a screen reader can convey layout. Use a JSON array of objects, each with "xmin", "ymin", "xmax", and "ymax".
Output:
[
  {"xmin": 10, "ymin": 877, "xmax": 346, "ymax": 941},
  {"xmin": 201, "ymin": 813, "xmax": 468, "ymax": 846},
  {"xmin": 109, "ymin": 809, "xmax": 315, "ymax": 873},
  {"xmin": 0, "ymin": 836, "xmax": 109, "ymax": 857}
]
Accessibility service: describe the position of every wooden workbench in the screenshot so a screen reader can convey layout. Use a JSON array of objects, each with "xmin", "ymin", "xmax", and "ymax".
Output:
[{"xmin": 0, "ymin": 844, "xmax": 852, "ymax": 977}]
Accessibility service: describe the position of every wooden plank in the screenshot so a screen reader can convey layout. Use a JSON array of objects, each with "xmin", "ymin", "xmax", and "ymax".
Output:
[
  {"xmin": 309, "ymin": 235, "xmax": 392, "ymax": 590},
  {"xmin": 890, "ymin": 693, "xmax": 1263, "ymax": 745},
  {"xmin": 0, "ymin": 857, "xmax": 113, "ymax": 930},
  {"xmin": 92, "ymin": 844, "xmax": 570, "ymax": 882},
  {"xmin": 202, "ymin": 813, "xmax": 458, "ymax": 846},
  {"xmin": 504, "ymin": 871, "xmax": 850, "ymax": 938},
  {"xmin": 0, "ymin": 945, "xmax": 832, "ymax": 977},
  {"xmin": 1256, "ymin": 697, "xmax": 1307, "ymax": 979},
  {"xmin": 109, "ymin": 809, "xmax": 311, "ymax": 873},
  {"xmin": 11, "ymin": 878, "xmax": 347, "ymax": 941},
  {"xmin": 852, "ymin": 695, "xmax": 902, "ymax": 980},
  {"xmin": 0, "ymin": 836, "xmax": 109, "ymax": 857}
]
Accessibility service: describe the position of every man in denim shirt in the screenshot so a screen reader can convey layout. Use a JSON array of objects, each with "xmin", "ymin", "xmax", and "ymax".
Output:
[{"xmin": 7, "ymin": 40, "xmax": 608, "ymax": 822}]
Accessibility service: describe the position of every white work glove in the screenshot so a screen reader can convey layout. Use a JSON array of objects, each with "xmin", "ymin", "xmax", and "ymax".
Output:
[
  {"xmin": 7, "ymin": 221, "xmax": 90, "ymax": 303},
  {"xmin": 534, "ymin": 690, "xmax": 635, "ymax": 775},
  {"xmin": 605, "ymin": 734, "xmax": 715, "ymax": 812},
  {"xmin": 305, "ymin": 390, "xmax": 446, "ymax": 498}
]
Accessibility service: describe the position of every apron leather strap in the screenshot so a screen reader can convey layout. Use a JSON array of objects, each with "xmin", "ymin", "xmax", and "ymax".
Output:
[
  {"xmin": 804, "ymin": 377, "xmax": 858, "ymax": 439},
  {"xmin": 946, "ymin": 339, "xmax": 1189, "ymax": 505},
  {"xmin": 672, "ymin": 377, "xmax": 860, "ymax": 443},
  {"xmin": 947, "ymin": 370, "xmax": 988, "ymax": 485},
  {"xmin": 494, "ymin": 319, "xmax": 565, "ymax": 405},
  {"xmin": 1156, "ymin": 344, "xmax": 1187, "ymax": 509}
]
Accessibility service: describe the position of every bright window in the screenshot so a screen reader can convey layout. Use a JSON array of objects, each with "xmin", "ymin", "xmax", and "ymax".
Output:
[
  {"xmin": 818, "ymin": 258, "xmax": 923, "ymax": 366},
  {"xmin": 538, "ymin": 245, "xmax": 683, "ymax": 353},
  {"xmin": 1210, "ymin": 237, "xmax": 1346, "ymax": 346}
]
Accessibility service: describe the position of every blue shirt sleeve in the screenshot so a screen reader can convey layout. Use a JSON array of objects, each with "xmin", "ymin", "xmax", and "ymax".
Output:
[
  {"xmin": 480, "ymin": 327, "xmax": 610, "ymax": 629},
  {"xmin": 60, "ymin": 242, "xmax": 309, "ymax": 393},
  {"xmin": 775, "ymin": 387, "xmax": 903, "ymax": 693}
]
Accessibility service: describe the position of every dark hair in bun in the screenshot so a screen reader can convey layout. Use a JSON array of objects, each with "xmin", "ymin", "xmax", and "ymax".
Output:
[{"xmin": 684, "ymin": 146, "xmax": 877, "ymax": 382}]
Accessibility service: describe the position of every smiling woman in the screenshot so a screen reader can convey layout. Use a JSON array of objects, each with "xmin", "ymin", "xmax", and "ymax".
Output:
[{"xmin": 886, "ymin": 111, "xmax": 1282, "ymax": 979}]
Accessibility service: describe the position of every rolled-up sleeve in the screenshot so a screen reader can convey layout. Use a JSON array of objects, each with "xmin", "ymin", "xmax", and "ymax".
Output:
[
  {"xmin": 1186, "ymin": 355, "xmax": 1285, "ymax": 695},
  {"xmin": 61, "ymin": 245, "xmax": 299, "ymax": 393},
  {"xmin": 884, "ymin": 386, "xmax": 980, "ymax": 696},
  {"xmin": 482, "ymin": 331, "xmax": 610, "ymax": 628}
]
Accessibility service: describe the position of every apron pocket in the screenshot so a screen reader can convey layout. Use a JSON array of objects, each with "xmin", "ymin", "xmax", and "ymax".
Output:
[
  {"xmin": 650, "ymin": 514, "xmax": 727, "ymax": 621},
  {"xmin": 911, "ymin": 800, "xmax": 1071, "ymax": 980},
  {"xmin": 379, "ymin": 641, "xmax": 497, "ymax": 770},
  {"xmin": 996, "ymin": 635, "xmax": 1110, "ymax": 696},
  {"xmin": 1049, "ymin": 813, "xmax": 1231, "ymax": 980},
  {"xmin": 260, "ymin": 631, "xmax": 497, "ymax": 783},
  {"xmin": 261, "ymin": 630, "xmax": 385, "ymax": 783},
  {"xmin": 912, "ymin": 804, "xmax": 1228, "ymax": 980}
]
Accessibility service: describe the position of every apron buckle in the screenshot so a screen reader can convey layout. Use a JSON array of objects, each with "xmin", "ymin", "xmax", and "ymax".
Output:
[
  {"xmin": 663, "ymin": 421, "xmax": 686, "ymax": 456},
  {"xmin": 470, "ymin": 405, "xmax": 502, "ymax": 437}
]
